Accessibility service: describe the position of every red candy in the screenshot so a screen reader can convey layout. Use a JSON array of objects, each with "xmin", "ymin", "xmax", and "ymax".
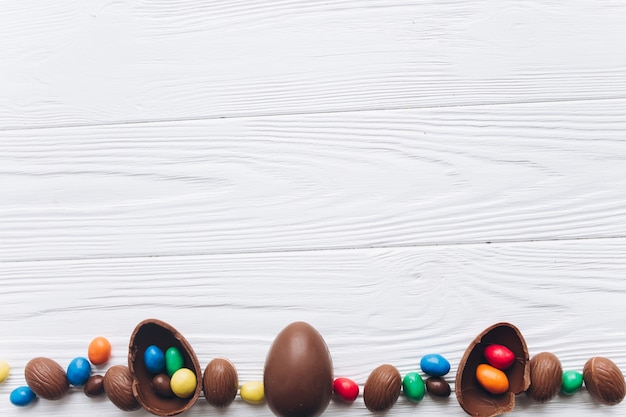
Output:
[
  {"xmin": 333, "ymin": 377, "xmax": 359, "ymax": 402},
  {"xmin": 484, "ymin": 344, "xmax": 515, "ymax": 370}
]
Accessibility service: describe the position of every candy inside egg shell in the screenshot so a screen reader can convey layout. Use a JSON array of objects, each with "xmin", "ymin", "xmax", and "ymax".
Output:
[
  {"xmin": 128, "ymin": 319, "xmax": 201, "ymax": 416},
  {"xmin": 455, "ymin": 322, "xmax": 530, "ymax": 417}
]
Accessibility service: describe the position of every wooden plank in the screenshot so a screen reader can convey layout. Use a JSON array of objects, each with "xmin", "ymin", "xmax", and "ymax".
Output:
[
  {"xmin": 3, "ymin": 99, "xmax": 626, "ymax": 261},
  {"xmin": 1, "ymin": 239, "xmax": 625, "ymax": 416},
  {"xmin": 2, "ymin": 0, "xmax": 626, "ymax": 127}
]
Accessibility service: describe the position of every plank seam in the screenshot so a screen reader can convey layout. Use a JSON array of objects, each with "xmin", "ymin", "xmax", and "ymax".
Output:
[
  {"xmin": 2, "ymin": 235, "xmax": 626, "ymax": 264},
  {"xmin": 2, "ymin": 95, "xmax": 626, "ymax": 133}
]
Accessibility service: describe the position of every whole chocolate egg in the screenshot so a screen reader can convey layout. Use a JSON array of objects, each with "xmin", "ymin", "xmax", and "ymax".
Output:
[
  {"xmin": 24, "ymin": 357, "xmax": 69, "ymax": 400},
  {"xmin": 455, "ymin": 322, "xmax": 530, "ymax": 417},
  {"xmin": 264, "ymin": 322, "xmax": 333, "ymax": 417},
  {"xmin": 583, "ymin": 357, "xmax": 625, "ymax": 405},
  {"xmin": 363, "ymin": 364, "xmax": 401, "ymax": 411},
  {"xmin": 203, "ymin": 358, "xmax": 238, "ymax": 407},
  {"xmin": 128, "ymin": 319, "xmax": 202, "ymax": 416},
  {"xmin": 104, "ymin": 365, "xmax": 141, "ymax": 411},
  {"xmin": 526, "ymin": 352, "xmax": 562, "ymax": 402}
]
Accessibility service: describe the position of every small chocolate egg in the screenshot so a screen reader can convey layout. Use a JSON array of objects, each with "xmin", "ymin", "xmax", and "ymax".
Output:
[
  {"xmin": 24, "ymin": 357, "xmax": 69, "ymax": 400},
  {"xmin": 583, "ymin": 357, "xmax": 625, "ymax": 405},
  {"xmin": 203, "ymin": 358, "xmax": 238, "ymax": 407},
  {"xmin": 526, "ymin": 352, "xmax": 562, "ymax": 402},
  {"xmin": 363, "ymin": 364, "xmax": 401, "ymax": 412},
  {"xmin": 264, "ymin": 322, "xmax": 333, "ymax": 417},
  {"xmin": 103, "ymin": 365, "xmax": 140, "ymax": 411}
]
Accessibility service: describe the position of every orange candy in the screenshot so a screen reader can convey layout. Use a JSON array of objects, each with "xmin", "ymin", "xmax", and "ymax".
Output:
[
  {"xmin": 88, "ymin": 337, "xmax": 112, "ymax": 365},
  {"xmin": 475, "ymin": 364, "xmax": 509, "ymax": 394}
]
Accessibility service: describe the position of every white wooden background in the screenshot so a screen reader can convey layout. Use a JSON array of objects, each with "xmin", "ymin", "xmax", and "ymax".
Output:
[{"xmin": 1, "ymin": 1, "xmax": 626, "ymax": 416}]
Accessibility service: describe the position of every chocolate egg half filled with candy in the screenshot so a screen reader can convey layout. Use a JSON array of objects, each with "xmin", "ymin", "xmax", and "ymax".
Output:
[
  {"xmin": 264, "ymin": 322, "xmax": 333, "ymax": 417},
  {"xmin": 128, "ymin": 319, "xmax": 202, "ymax": 416},
  {"xmin": 455, "ymin": 322, "xmax": 530, "ymax": 417}
]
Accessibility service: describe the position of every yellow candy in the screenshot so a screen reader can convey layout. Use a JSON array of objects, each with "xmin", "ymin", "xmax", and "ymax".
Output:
[
  {"xmin": 240, "ymin": 381, "xmax": 265, "ymax": 404},
  {"xmin": 169, "ymin": 368, "xmax": 197, "ymax": 398},
  {"xmin": 0, "ymin": 361, "xmax": 9, "ymax": 383}
]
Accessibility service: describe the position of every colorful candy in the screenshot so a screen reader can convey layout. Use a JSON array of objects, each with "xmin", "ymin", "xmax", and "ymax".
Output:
[
  {"xmin": 84, "ymin": 375, "xmax": 105, "ymax": 397},
  {"xmin": 476, "ymin": 364, "xmax": 509, "ymax": 394},
  {"xmin": 88, "ymin": 336, "xmax": 112, "ymax": 365},
  {"xmin": 333, "ymin": 377, "xmax": 359, "ymax": 402},
  {"xmin": 67, "ymin": 357, "xmax": 92, "ymax": 386},
  {"xmin": 562, "ymin": 370, "xmax": 583, "ymax": 395},
  {"xmin": 402, "ymin": 372, "xmax": 426, "ymax": 402},
  {"xmin": 165, "ymin": 347, "xmax": 184, "ymax": 376},
  {"xmin": 561, "ymin": 371, "xmax": 583, "ymax": 395},
  {"xmin": 420, "ymin": 354, "xmax": 451, "ymax": 377},
  {"xmin": 152, "ymin": 373, "xmax": 174, "ymax": 398},
  {"xmin": 484, "ymin": 344, "xmax": 515, "ymax": 370},
  {"xmin": 0, "ymin": 360, "xmax": 9, "ymax": 383},
  {"xmin": 426, "ymin": 377, "xmax": 451, "ymax": 397},
  {"xmin": 240, "ymin": 381, "xmax": 265, "ymax": 404},
  {"xmin": 144, "ymin": 345, "xmax": 166, "ymax": 374},
  {"xmin": 170, "ymin": 368, "xmax": 197, "ymax": 398},
  {"xmin": 8, "ymin": 320, "xmax": 626, "ymax": 415},
  {"xmin": 10, "ymin": 386, "xmax": 37, "ymax": 406}
]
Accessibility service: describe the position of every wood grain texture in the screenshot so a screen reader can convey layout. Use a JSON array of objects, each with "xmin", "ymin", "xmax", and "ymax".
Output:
[
  {"xmin": 3, "ymin": 1, "xmax": 626, "ymax": 417},
  {"xmin": 1, "ymin": 0, "xmax": 626, "ymax": 127},
  {"xmin": 1, "ymin": 240, "xmax": 625, "ymax": 416},
  {"xmin": 3, "ymin": 98, "xmax": 626, "ymax": 261}
]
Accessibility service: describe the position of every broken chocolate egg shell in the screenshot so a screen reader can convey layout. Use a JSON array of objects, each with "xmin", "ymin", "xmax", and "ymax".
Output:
[
  {"xmin": 129, "ymin": 319, "xmax": 202, "ymax": 416},
  {"xmin": 455, "ymin": 322, "xmax": 530, "ymax": 417}
]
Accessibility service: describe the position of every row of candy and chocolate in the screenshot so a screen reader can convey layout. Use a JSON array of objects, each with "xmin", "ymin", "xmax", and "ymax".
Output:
[{"xmin": 3, "ymin": 320, "xmax": 625, "ymax": 417}]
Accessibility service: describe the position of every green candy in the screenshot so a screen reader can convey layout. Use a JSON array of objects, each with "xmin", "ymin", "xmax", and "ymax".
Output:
[
  {"xmin": 165, "ymin": 347, "xmax": 185, "ymax": 376},
  {"xmin": 561, "ymin": 370, "xmax": 583, "ymax": 395},
  {"xmin": 403, "ymin": 372, "xmax": 425, "ymax": 402}
]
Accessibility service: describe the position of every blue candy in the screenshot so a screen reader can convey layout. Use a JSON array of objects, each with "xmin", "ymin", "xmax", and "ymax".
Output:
[
  {"xmin": 10, "ymin": 386, "xmax": 36, "ymax": 406},
  {"xmin": 144, "ymin": 345, "xmax": 166, "ymax": 374},
  {"xmin": 420, "ymin": 353, "xmax": 450, "ymax": 377},
  {"xmin": 67, "ymin": 356, "xmax": 92, "ymax": 386}
]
